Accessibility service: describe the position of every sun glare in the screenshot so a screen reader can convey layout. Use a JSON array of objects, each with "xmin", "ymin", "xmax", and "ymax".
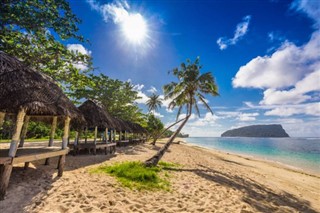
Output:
[{"xmin": 121, "ymin": 13, "xmax": 147, "ymax": 44}]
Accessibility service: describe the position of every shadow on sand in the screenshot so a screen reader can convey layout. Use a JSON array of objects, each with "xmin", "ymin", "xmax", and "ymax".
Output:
[{"xmin": 165, "ymin": 164, "xmax": 318, "ymax": 213}]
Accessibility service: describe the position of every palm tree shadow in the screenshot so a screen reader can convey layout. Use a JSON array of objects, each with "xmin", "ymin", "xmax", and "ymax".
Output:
[{"xmin": 165, "ymin": 165, "xmax": 318, "ymax": 213}]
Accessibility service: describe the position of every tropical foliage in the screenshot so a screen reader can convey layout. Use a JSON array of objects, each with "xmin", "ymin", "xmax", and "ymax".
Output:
[
  {"xmin": 145, "ymin": 114, "xmax": 164, "ymax": 143},
  {"xmin": 145, "ymin": 57, "xmax": 219, "ymax": 166},
  {"xmin": 0, "ymin": 0, "xmax": 93, "ymax": 91},
  {"xmin": 72, "ymin": 74, "xmax": 145, "ymax": 123},
  {"xmin": 146, "ymin": 93, "xmax": 163, "ymax": 113}
]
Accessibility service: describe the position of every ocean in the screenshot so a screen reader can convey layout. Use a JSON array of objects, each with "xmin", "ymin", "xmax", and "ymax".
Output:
[{"xmin": 184, "ymin": 137, "xmax": 320, "ymax": 174}]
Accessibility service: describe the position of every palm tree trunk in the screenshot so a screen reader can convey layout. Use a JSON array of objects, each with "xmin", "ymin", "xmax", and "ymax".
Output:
[
  {"xmin": 144, "ymin": 114, "xmax": 190, "ymax": 167},
  {"xmin": 151, "ymin": 117, "xmax": 187, "ymax": 145}
]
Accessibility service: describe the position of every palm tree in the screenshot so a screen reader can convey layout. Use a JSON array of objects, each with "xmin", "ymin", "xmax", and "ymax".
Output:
[
  {"xmin": 144, "ymin": 57, "xmax": 219, "ymax": 167},
  {"xmin": 146, "ymin": 93, "xmax": 163, "ymax": 113}
]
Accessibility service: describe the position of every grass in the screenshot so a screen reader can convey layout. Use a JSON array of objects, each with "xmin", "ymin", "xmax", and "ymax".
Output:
[
  {"xmin": 0, "ymin": 138, "xmax": 52, "ymax": 143},
  {"xmin": 90, "ymin": 161, "xmax": 180, "ymax": 191}
]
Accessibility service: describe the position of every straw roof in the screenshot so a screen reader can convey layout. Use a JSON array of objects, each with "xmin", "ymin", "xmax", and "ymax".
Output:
[
  {"xmin": 78, "ymin": 100, "xmax": 116, "ymax": 129},
  {"xmin": 0, "ymin": 51, "xmax": 85, "ymax": 122},
  {"xmin": 126, "ymin": 121, "xmax": 146, "ymax": 133},
  {"xmin": 112, "ymin": 117, "xmax": 133, "ymax": 132}
]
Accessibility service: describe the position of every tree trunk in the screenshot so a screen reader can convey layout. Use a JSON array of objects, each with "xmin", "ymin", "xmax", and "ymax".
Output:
[
  {"xmin": 151, "ymin": 117, "xmax": 187, "ymax": 145},
  {"xmin": 144, "ymin": 114, "xmax": 190, "ymax": 167}
]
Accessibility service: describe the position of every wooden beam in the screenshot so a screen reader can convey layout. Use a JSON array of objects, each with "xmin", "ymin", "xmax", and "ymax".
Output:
[
  {"xmin": 74, "ymin": 131, "xmax": 79, "ymax": 146},
  {"xmin": 57, "ymin": 155, "xmax": 66, "ymax": 177},
  {"xmin": 93, "ymin": 126, "xmax": 98, "ymax": 145},
  {"xmin": 105, "ymin": 128, "xmax": 108, "ymax": 143},
  {"xmin": 0, "ymin": 165, "xmax": 13, "ymax": 200},
  {"xmin": 84, "ymin": 127, "xmax": 88, "ymax": 143},
  {"xmin": 48, "ymin": 116, "xmax": 58, "ymax": 147},
  {"xmin": 13, "ymin": 149, "xmax": 69, "ymax": 164},
  {"xmin": 45, "ymin": 116, "xmax": 58, "ymax": 165},
  {"xmin": 62, "ymin": 116, "xmax": 70, "ymax": 149},
  {"xmin": 0, "ymin": 112, "xmax": 5, "ymax": 128},
  {"xmin": 8, "ymin": 109, "xmax": 26, "ymax": 157},
  {"xmin": 19, "ymin": 116, "xmax": 30, "ymax": 148}
]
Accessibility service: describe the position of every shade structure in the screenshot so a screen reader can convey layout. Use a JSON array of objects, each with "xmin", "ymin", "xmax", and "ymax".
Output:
[
  {"xmin": 78, "ymin": 100, "xmax": 116, "ymax": 130},
  {"xmin": 126, "ymin": 121, "xmax": 146, "ymax": 133},
  {"xmin": 113, "ymin": 117, "xmax": 132, "ymax": 132},
  {"xmin": 0, "ymin": 51, "xmax": 84, "ymax": 122}
]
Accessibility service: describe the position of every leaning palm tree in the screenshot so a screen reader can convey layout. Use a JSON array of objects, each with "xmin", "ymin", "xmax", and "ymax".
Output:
[
  {"xmin": 144, "ymin": 57, "xmax": 219, "ymax": 167},
  {"xmin": 146, "ymin": 93, "xmax": 163, "ymax": 113}
]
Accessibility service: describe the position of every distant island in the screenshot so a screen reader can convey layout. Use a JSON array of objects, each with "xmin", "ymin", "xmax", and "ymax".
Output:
[{"xmin": 221, "ymin": 124, "xmax": 290, "ymax": 137}]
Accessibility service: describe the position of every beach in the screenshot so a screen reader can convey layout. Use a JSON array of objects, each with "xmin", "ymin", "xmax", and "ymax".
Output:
[{"xmin": 0, "ymin": 139, "xmax": 319, "ymax": 213}]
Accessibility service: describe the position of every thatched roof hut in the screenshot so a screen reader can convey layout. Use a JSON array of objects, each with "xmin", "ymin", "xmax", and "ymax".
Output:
[
  {"xmin": 0, "ymin": 51, "xmax": 84, "ymax": 121},
  {"xmin": 126, "ymin": 121, "xmax": 146, "ymax": 133},
  {"xmin": 113, "ymin": 117, "xmax": 132, "ymax": 132},
  {"xmin": 78, "ymin": 100, "xmax": 116, "ymax": 130}
]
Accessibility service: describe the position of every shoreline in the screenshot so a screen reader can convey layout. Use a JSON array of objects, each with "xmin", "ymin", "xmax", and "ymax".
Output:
[
  {"xmin": 1, "ymin": 139, "xmax": 319, "ymax": 212},
  {"xmin": 181, "ymin": 137, "xmax": 320, "ymax": 176}
]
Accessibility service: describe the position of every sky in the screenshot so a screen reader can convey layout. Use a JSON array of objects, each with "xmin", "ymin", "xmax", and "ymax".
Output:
[{"xmin": 67, "ymin": 0, "xmax": 320, "ymax": 137}]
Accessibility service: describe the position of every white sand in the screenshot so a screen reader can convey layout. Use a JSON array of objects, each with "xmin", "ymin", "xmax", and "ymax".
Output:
[{"xmin": 0, "ymin": 139, "xmax": 319, "ymax": 213}]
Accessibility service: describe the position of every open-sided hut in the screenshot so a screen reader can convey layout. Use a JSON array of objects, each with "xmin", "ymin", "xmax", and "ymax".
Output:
[
  {"xmin": 0, "ymin": 51, "xmax": 83, "ymax": 199},
  {"xmin": 75, "ymin": 100, "xmax": 116, "ymax": 155}
]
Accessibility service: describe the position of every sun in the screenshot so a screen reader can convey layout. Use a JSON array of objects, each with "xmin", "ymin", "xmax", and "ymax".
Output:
[{"xmin": 121, "ymin": 13, "xmax": 147, "ymax": 44}]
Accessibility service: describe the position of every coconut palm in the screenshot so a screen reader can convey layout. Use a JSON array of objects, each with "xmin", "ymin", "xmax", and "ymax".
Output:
[
  {"xmin": 144, "ymin": 57, "xmax": 219, "ymax": 167},
  {"xmin": 146, "ymin": 93, "xmax": 163, "ymax": 113}
]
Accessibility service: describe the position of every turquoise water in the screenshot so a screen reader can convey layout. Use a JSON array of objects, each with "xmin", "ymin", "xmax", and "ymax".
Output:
[{"xmin": 184, "ymin": 137, "xmax": 320, "ymax": 173}]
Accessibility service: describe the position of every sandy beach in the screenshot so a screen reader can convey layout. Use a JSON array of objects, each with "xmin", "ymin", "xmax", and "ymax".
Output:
[{"xmin": 0, "ymin": 139, "xmax": 319, "ymax": 213}]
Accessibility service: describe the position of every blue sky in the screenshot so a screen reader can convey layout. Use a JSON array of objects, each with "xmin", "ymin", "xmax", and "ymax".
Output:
[{"xmin": 67, "ymin": 0, "xmax": 320, "ymax": 137}]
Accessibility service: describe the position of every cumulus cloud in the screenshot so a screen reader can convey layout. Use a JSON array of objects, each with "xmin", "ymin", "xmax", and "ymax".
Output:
[
  {"xmin": 232, "ymin": 1, "xmax": 320, "ymax": 119},
  {"xmin": 147, "ymin": 86, "xmax": 158, "ymax": 93},
  {"xmin": 264, "ymin": 102, "xmax": 320, "ymax": 117},
  {"xmin": 153, "ymin": 111, "xmax": 164, "ymax": 118},
  {"xmin": 216, "ymin": 111, "xmax": 259, "ymax": 121},
  {"xmin": 67, "ymin": 44, "xmax": 92, "ymax": 70},
  {"xmin": 87, "ymin": 0, "xmax": 130, "ymax": 23},
  {"xmin": 217, "ymin": 15, "xmax": 251, "ymax": 50}
]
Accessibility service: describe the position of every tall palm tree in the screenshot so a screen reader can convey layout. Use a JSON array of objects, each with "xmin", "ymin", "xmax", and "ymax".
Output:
[
  {"xmin": 144, "ymin": 57, "xmax": 219, "ymax": 167},
  {"xmin": 146, "ymin": 93, "xmax": 163, "ymax": 113}
]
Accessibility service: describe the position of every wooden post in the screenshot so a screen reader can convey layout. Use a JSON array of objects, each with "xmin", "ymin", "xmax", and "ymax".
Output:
[
  {"xmin": 45, "ymin": 116, "xmax": 58, "ymax": 165},
  {"xmin": 84, "ymin": 127, "xmax": 88, "ymax": 143},
  {"xmin": 48, "ymin": 116, "xmax": 58, "ymax": 147},
  {"xmin": 105, "ymin": 128, "xmax": 108, "ymax": 143},
  {"xmin": 119, "ymin": 131, "xmax": 122, "ymax": 141},
  {"xmin": 0, "ymin": 112, "xmax": 5, "ymax": 128},
  {"xmin": 19, "ymin": 116, "xmax": 30, "ymax": 147},
  {"xmin": 57, "ymin": 116, "xmax": 70, "ymax": 176},
  {"xmin": 1, "ymin": 109, "xmax": 26, "ymax": 200},
  {"xmin": 93, "ymin": 126, "xmax": 98, "ymax": 145},
  {"xmin": 62, "ymin": 116, "xmax": 70, "ymax": 149},
  {"xmin": 93, "ymin": 126, "xmax": 98, "ymax": 155},
  {"xmin": 74, "ymin": 131, "xmax": 79, "ymax": 146},
  {"xmin": 8, "ymin": 109, "xmax": 26, "ymax": 157}
]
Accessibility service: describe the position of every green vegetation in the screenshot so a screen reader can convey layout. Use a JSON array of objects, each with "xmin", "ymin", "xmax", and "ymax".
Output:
[
  {"xmin": 91, "ymin": 161, "xmax": 180, "ymax": 190},
  {"xmin": 145, "ymin": 114, "xmax": 164, "ymax": 144},
  {"xmin": 145, "ymin": 57, "xmax": 219, "ymax": 167}
]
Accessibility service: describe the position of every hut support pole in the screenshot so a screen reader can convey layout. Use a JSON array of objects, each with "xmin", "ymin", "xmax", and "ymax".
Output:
[
  {"xmin": 119, "ymin": 131, "xmax": 122, "ymax": 141},
  {"xmin": 45, "ymin": 116, "xmax": 58, "ymax": 165},
  {"xmin": 84, "ymin": 127, "xmax": 88, "ymax": 143},
  {"xmin": 19, "ymin": 116, "xmax": 30, "ymax": 148},
  {"xmin": 0, "ymin": 112, "xmax": 5, "ymax": 128},
  {"xmin": 105, "ymin": 128, "xmax": 108, "ymax": 143},
  {"xmin": 93, "ymin": 126, "xmax": 98, "ymax": 155},
  {"xmin": 1, "ymin": 109, "xmax": 26, "ymax": 200},
  {"xmin": 57, "ymin": 116, "xmax": 70, "ymax": 176}
]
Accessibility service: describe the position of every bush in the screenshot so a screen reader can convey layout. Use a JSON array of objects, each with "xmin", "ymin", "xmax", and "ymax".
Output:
[{"xmin": 91, "ymin": 161, "xmax": 180, "ymax": 190}]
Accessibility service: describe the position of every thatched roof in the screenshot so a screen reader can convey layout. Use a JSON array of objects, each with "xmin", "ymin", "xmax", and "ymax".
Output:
[
  {"xmin": 112, "ymin": 117, "xmax": 133, "ymax": 132},
  {"xmin": 0, "ymin": 51, "xmax": 85, "ymax": 122},
  {"xmin": 78, "ymin": 100, "xmax": 116, "ymax": 129},
  {"xmin": 126, "ymin": 121, "xmax": 146, "ymax": 133}
]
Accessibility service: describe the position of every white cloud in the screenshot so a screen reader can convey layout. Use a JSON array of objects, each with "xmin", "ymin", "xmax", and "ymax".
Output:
[
  {"xmin": 291, "ymin": 0, "xmax": 320, "ymax": 29},
  {"xmin": 264, "ymin": 102, "xmax": 320, "ymax": 117},
  {"xmin": 135, "ymin": 91, "xmax": 149, "ymax": 104},
  {"xmin": 87, "ymin": 0, "xmax": 130, "ymax": 23},
  {"xmin": 217, "ymin": 15, "xmax": 251, "ymax": 50},
  {"xmin": 237, "ymin": 113, "xmax": 259, "ymax": 121},
  {"xmin": 153, "ymin": 111, "xmax": 164, "ymax": 118},
  {"xmin": 147, "ymin": 86, "xmax": 158, "ymax": 93},
  {"xmin": 133, "ymin": 84, "xmax": 144, "ymax": 91},
  {"xmin": 67, "ymin": 44, "xmax": 92, "ymax": 70}
]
